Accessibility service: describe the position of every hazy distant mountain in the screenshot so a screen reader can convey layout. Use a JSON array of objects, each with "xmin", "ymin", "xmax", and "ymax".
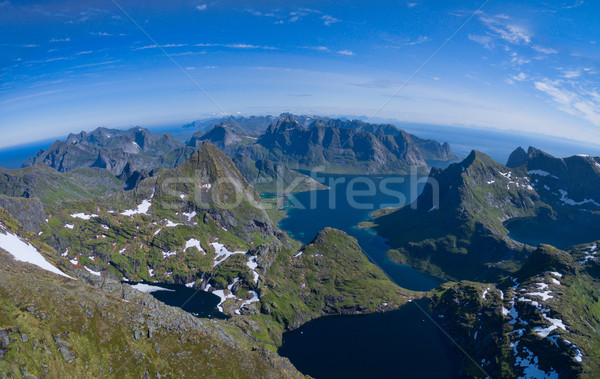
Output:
[
  {"xmin": 232, "ymin": 154, "xmax": 326, "ymax": 194},
  {"xmin": 182, "ymin": 113, "xmax": 331, "ymax": 136},
  {"xmin": 22, "ymin": 126, "xmax": 185, "ymax": 183},
  {"xmin": 316, "ymin": 119, "xmax": 457, "ymax": 162},
  {"xmin": 235, "ymin": 115, "xmax": 432, "ymax": 174}
]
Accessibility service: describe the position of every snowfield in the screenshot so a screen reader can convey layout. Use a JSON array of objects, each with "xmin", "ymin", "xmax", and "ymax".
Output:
[
  {"xmin": 130, "ymin": 283, "xmax": 175, "ymax": 293},
  {"xmin": 0, "ymin": 225, "xmax": 73, "ymax": 279},
  {"xmin": 121, "ymin": 199, "xmax": 152, "ymax": 216}
]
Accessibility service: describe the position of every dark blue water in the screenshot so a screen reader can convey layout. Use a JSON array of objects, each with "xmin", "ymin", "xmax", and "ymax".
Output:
[
  {"xmin": 280, "ymin": 173, "xmax": 443, "ymax": 292},
  {"xmin": 126, "ymin": 282, "xmax": 227, "ymax": 319},
  {"xmin": 277, "ymin": 173, "xmax": 461, "ymax": 379},
  {"xmin": 506, "ymin": 218, "xmax": 600, "ymax": 250},
  {"xmin": 279, "ymin": 301, "xmax": 461, "ymax": 379}
]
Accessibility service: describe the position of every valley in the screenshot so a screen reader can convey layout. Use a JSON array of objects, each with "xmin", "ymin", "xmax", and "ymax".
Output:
[{"xmin": 0, "ymin": 115, "xmax": 599, "ymax": 378}]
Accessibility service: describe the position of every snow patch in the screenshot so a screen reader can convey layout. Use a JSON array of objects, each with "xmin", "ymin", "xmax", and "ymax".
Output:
[
  {"xmin": 121, "ymin": 199, "xmax": 152, "ymax": 216},
  {"xmin": 0, "ymin": 226, "xmax": 74, "ymax": 279},
  {"xmin": 130, "ymin": 283, "xmax": 175, "ymax": 293},
  {"xmin": 235, "ymin": 291, "xmax": 260, "ymax": 315},
  {"xmin": 210, "ymin": 242, "xmax": 246, "ymax": 267},
  {"xmin": 184, "ymin": 238, "xmax": 205, "ymax": 254},
  {"xmin": 528, "ymin": 169, "xmax": 551, "ymax": 177},
  {"xmin": 246, "ymin": 255, "xmax": 259, "ymax": 284},
  {"xmin": 534, "ymin": 314, "xmax": 567, "ymax": 338},
  {"xmin": 558, "ymin": 189, "xmax": 600, "ymax": 207},
  {"xmin": 165, "ymin": 220, "xmax": 182, "ymax": 228},
  {"xmin": 183, "ymin": 211, "xmax": 197, "ymax": 222},
  {"xmin": 84, "ymin": 266, "xmax": 102, "ymax": 276},
  {"xmin": 70, "ymin": 213, "xmax": 98, "ymax": 220},
  {"xmin": 64, "ymin": 224, "xmax": 74, "ymax": 230}
]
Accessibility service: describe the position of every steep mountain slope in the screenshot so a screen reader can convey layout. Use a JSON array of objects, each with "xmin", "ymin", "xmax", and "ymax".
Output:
[
  {"xmin": 507, "ymin": 146, "xmax": 600, "ymax": 213},
  {"xmin": 191, "ymin": 122, "xmax": 257, "ymax": 156},
  {"xmin": 318, "ymin": 118, "xmax": 457, "ymax": 161},
  {"xmin": 430, "ymin": 243, "xmax": 600, "ymax": 378},
  {"xmin": 0, "ymin": 209, "xmax": 304, "ymax": 377},
  {"xmin": 33, "ymin": 141, "xmax": 410, "ymax": 348},
  {"xmin": 372, "ymin": 150, "xmax": 545, "ymax": 280},
  {"xmin": 238, "ymin": 115, "xmax": 430, "ymax": 174},
  {"xmin": 0, "ymin": 163, "xmax": 123, "ymax": 206}
]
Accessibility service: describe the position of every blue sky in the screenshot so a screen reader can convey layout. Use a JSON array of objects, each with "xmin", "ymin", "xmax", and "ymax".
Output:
[{"xmin": 1, "ymin": 0, "xmax": 599, "ymax": 148}]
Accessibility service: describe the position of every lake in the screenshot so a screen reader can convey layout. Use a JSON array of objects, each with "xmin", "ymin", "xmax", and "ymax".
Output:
[
  {"xmin": 278, "ymin": 301, "xmax": 461, "ymax": 379},
  {"xmin": 277, "ymin": 173, "xmax": 461, "ymax": 378},
  {"xmin": 124, "ymin": 281, "xmax": 226, "ymax": 319},
  {"xmin": 506, "ymin": 217, "xmax": 600, "ymax": 250}
]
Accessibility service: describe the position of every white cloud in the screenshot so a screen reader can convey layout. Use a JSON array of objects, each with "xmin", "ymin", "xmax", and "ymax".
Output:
[
  {"xmin": 468, "ymin": 34, "xmax": 493, "ymax": 49},
  {"xmin": 49, "ymin": 38, "xmax": 70, "ymax": 43},
  {"xmin": 532, "ymin": 45, "xmax": 558, "ymax": 54},
  {"xmin": 196, "ymin": 4, "xmax": 207, "ymax": 11},
  {"xmin": 134, "ymin": 43, "xmax": 187, "ymax": 50},
  {"xmin": 480, "ymin": 16, "xmax": 531, "ymax": 45},
  {"xmin": 512, "ymin": 72, "xmax": 528, "ymax": 81},
  {"xmin": 226, "ymin": 43, "xmax": 276, "ymax": 50},
  {"xmin": 510, "ymin": 52, "xmax": 530, "ymax": 65},
  {"xmin": 337, "ymin": 50, "xmax": 355, "ymax": 56},
  {"xmin": 563, "ymin": 69, "xmax": 581, "ymax": 79},
  {"xmin": 534, "ymin": 80, "xmax": 600, "ymax": 126},
  {"xmin": 407, "ymin": 2, "xmax": 417, "ymax": 8},
  {"xmin": 90, "ymin": 32, "xmax": 111, "ymax": 36},
  {"xmin": 322, "ymin": 15, "xmax": 340, "ymax": 26},
  {"xmin": 407, "ymin": 36, "xmax": 430, "ymax": 45}
]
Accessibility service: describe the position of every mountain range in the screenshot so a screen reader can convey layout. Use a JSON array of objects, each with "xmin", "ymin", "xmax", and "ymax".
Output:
[{"xmin": 370, "ymin": 147, "xmax": 600, "ymax": 281}]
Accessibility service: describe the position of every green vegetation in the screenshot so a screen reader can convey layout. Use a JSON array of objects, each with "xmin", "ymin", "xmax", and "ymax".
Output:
[{"xmin": 372, "ymin": 151, "xmax": 542, "ymax": 281}]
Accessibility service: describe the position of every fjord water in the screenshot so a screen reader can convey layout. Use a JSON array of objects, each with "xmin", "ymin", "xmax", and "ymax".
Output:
[
  {"xmin": 277, "ymin": 173, "xmax": 461, "ymax": 378},
  {"xmin": 279, "ymin": 173, "xmax": 443, "ymax": 291}
]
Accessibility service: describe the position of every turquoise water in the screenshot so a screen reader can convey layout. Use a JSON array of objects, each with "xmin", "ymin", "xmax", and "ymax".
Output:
[{"xmin": 277, "ymin": 174, "xmax": 460, "ymax": 378}]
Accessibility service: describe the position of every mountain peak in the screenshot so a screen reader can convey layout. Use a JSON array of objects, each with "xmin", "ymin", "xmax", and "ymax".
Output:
[{"xmin": 506, "ymin": 146, "xmax": 528, "ymax": 168}]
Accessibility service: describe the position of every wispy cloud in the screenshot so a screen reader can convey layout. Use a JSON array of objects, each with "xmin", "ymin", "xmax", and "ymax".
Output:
[
  {"xmin": 134, "ymin": 43, "xmax": 187, "ymax": 50},
  {"xmin": 196, "ymin": 4, "xmax": 207, "ymax": 11},
  {"xmin": 322, "ymin": 15, "xmax": 340, "ymax": 26},
  {"xmin": 562, "ymin": 69, "xmax": 581, "ymax": 78},
  {"xmin": 480, "ymin": 15, "xmax": 531, "ymax": 45},
  {"xmin": 245, "ymin": 7, "xmax": 341, "ymax": 26},
  {"xmin": 90, "ymin": 32, "xmax": 111, "ymax": 36},
  {"xmin": 337, "ymin": 50, "xmax": 355, "ymax": 56},
  {"xmin": 226, "ymin": 43, "xmax": 276, "ymax": 49},
  {"xmin": 532, "ymin": 45, "xmax": 558, "ymax": 54},
  {"xmin": 69, "ymin": 60, "xmax": 120, "ymax": 69},
  {"xmin": 468, "ymin": 34, "xmax": 493, "ymax": 49},
  {"xmin": 512, "ymin": 72, "xmax": 528, "ymax": 81},
  {"xmin": 49, "ymin": 38, "xmax": 70, "ymax": 43},
  {"xmin": 534, "ymin": 79, "xmax": 600, "ymax": 126},
  {"xmin": 193, "ymin": 43, "xmax": 276, "ymax": 50}
]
